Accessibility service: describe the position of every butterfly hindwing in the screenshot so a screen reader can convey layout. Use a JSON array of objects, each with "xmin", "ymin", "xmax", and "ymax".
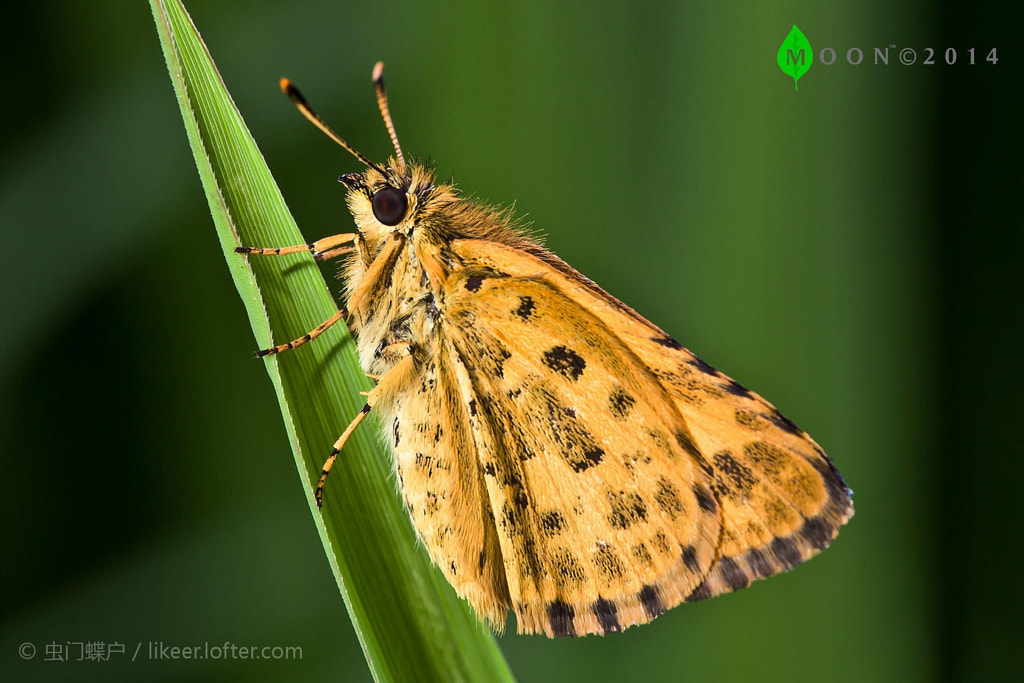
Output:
[{"xmin": 383, "ymin": 348, "xmax": 511, "ymax": 627}]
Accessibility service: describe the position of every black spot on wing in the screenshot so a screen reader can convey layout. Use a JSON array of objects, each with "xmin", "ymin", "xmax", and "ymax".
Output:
[
  {"xmin": 712, "ymin": 450, "xmax": 757, "ymax": 495},
  {"xmin": 632, "ymin": 543, "xmax": 653, "ymax": 567},
  {"xmin": 799, "ymin": 516, "xmax": 834, "ymax": 550},
  {"xmin": 681, "ymin": 544, "xmax": 700, "ymax": 572},
  {"xmin": 743, "ymin": 441, "xmax": 788, "ymax": 476},
  {"xmin": 638, "ymin": 584, "xmax": 665, "ymax": 618},
  {"xmin": 734, "ymin": 409, "xmax": 768, "ymax": 431},
  {"xmin": 693, "ymin": 483, "xmax": 717, "ymax": 513},
  {"xmin": 490, "ymin": 345, "xmax": 512, "ymax": 378},
  {"xmin": 808, "ymin": 453, "xmax": 855, "ymax": 515},
  {"xmin": 607, "ymin": 490, "xmax": 648, "ymax": 529},
  {"xmin": 592, "ymin": 598, "xmax": 621, "ymax": 633},
  {"xmin": 513, "ymin": 295, "xmax": 536, "ymax": 320},
  {"xmin": 547, "ymin": 599, "xmax": 576, "ymax": 638},
  {"xmin": 768, "ymin": 409, "xmax": 804, "ymax": 436},
  {"xmin": 571, "ymin": 446, "xmax": 604, "ymax": 472},
  {"xmin": 652, "ymin": 335, "xmax": 683, "ymax": 350},
  {"xmin": 724, "ymin": 379, "xmax": 753, "ymax": 398},
  {"xmin": 540, "ymin": 510, "xmax": 567, "ymax": 536},
  {"xmin": 464, "ymin": 274, "xmax": 485, "ymax": 291},
  {"xmin": 717, "ymin": 557, "xmax": 750, "ymax": 591},
  {"xmin": 608, "ymin": 386, "xmax": 636, "ymax": 419},
  {"xmin": 770, "ymin": 536, "xmax": 803, "ymax": 569},
  {"xmin": 539, "ymin": 393, "xmax": 605, "ymax": 472},
  {"xmin": 675, "ymin": 429, "xmax": 712, "ymax": 474},
  {"xmin": 687, "ymin": 356, "xmax": 718, "ymax": 376},
  {"xmin": 542, "ymin": 345, "xmax": 586, "ymax": 381},
  {"xmin": 686, "ymin": 581, "xmax": 713, "ymax": 602},
  {"xmin": 746, "ymin": 548, "xmax": 774, "ymax": 578},
  {"xmin": 654, "ymin": 478, "xmax": 684, "ymax": 520}
]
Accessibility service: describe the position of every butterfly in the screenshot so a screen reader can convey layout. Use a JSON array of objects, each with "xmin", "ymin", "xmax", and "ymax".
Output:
[{"xmin": 237, "ymin": 63, "xmax": 853, "ymax": 637}]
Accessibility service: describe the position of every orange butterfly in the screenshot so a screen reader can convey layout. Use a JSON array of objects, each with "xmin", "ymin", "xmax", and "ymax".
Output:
[{"xmin": 238, "ymin": 63, "xmax": 853, "ymax": 637}]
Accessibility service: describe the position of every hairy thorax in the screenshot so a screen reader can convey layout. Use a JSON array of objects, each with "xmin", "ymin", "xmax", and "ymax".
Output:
[{"xmin": 351, "ymin": 240, "xmax": 438, "ymax": 381}]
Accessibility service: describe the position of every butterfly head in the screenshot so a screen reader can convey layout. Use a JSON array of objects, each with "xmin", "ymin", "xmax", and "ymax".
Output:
[{"xmin": 338, "ymin": 159, "xmax": 438, "ymax": 245}]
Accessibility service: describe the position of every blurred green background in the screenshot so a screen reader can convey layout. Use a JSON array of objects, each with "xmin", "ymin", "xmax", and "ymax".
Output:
[{"xmin": 1, "ymin": 1, "xmax": 1019, "ymax": 681}]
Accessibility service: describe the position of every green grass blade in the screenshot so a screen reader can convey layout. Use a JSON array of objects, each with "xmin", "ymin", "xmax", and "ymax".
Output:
[{"xmin": 150, "ymin": 2, "xmax": 516, "ymax": 681}]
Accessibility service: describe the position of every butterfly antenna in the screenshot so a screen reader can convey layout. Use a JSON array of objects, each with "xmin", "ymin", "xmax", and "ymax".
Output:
[
  {"xmin": 372, "ymin": 62, "xmax": 406, "ymax": 170},
  {"xmin": 279, "ymin": 78, "xmax": 384, "ymax": 173}
]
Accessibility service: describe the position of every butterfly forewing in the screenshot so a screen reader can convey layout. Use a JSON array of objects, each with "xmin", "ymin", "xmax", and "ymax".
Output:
[{"xmin": 451, "ymin": 238, "xmax": 854, "ymax": 604}]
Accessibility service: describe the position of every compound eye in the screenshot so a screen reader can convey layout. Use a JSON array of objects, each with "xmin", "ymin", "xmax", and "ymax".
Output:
[{"xmin": 371, "ymin": 186, "xmax": 408, "ymax": 226}]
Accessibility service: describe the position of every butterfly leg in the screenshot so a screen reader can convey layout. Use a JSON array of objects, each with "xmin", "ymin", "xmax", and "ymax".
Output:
[
  {"xmin": 236, "ymin": 233, "xmax": 360, "ymax": 356},
  {"xmin": 253, "ymin": 307, "xmax": 349, "ymax": 358},
  {"xmin": 235, "ymin": 232, "xmax": 356, "ymax": 260},
  {"xmin": 316, "ymin": 350, "xmax": 416, "ymax": 507},
  {"xmin": 248, "ymin": 233, "xmax": 404, "ymax": 357}
]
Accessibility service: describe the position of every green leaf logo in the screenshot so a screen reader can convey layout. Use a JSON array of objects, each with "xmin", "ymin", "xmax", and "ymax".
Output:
[{"xmin": 777, "ymin": 25, "xmax": 812, "ymax": 91}]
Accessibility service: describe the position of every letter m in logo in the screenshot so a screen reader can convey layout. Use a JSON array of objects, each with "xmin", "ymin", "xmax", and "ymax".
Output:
[{"xmin": 776, "ymin": 26, "xmax": 813, "ymax": 91}]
